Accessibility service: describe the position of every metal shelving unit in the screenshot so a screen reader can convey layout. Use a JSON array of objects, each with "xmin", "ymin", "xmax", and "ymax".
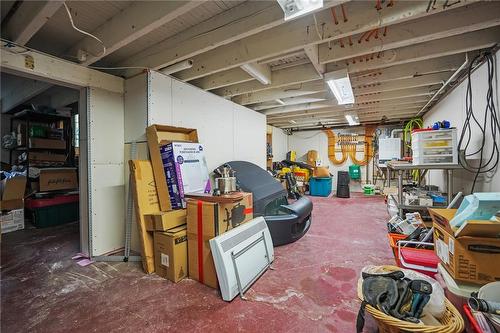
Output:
[
  {"xmin": 386, "ymin": 162, "xmax": 462, "ymax": 216},
  {"xmin": 8, "ymin": 110, "xmax": 74, "ymax": 176}
]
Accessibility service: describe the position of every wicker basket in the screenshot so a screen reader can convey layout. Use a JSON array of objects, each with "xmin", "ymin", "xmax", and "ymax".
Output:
[{"xmin": 357, "ymin": 266, "xmax": 464, "ymax": 333}]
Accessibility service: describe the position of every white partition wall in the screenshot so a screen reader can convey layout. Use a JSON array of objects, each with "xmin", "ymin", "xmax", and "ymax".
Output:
[
  {"xmin": 147, "ymin": 71, "xmax": 266, "ymax": 170},
  {"xmin": 124, "ymin": 71, "xmax": 266, "ymax": 252},
  {"xmin": 86, "ymin": 88, "xmax": 125, "ymax": 256}
]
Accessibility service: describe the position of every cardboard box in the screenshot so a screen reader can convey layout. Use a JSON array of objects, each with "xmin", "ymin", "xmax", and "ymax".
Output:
[
  {"xmin": 1, "ymin": 208, "xmax": 24, "ymax": 234},
  {"xmin": 186, "ymin": 192, "xmax": 253, "ymax": 288},
  {"xmin": 147, "ymin": 209, "xmax": 187, "ymax": 231},
  {"xmin": 146, "ymin": 124, "xmax": 198, "ymax": 211},
  {"xmin": 429, "ymin": 208, "xmax": 500, "ymax": 285},
  {"xmin": 129, "ymin": 160, "xmax": 161, "ymax": 273},
  {"xmin": 0, "ymin": 176, "xmax": 26, "ymax": 211},
  {"xmin": 160, "ymin": 142, "xmax": 211, "ymax": 209},
  {"xmin": 29, "ymin": 152, "xmax": 67, "ymax": 163},
  {"xmin": 154, "ymin": 225, "xmax": 188, "ymax": 283},
  {"xmin": 307, "ymin": 150, "xmax": 319, "ymax": 166},
  {"xmin": 29, "ymin": 138, "xmax": 66, "ymax": 150},
  {"xmin": 39, "ymin": 168, "xmax": 78, "ymax": 192}
]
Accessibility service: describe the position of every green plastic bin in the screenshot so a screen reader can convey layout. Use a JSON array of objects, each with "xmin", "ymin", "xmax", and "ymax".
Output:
[
  {"xmin": 25, "ymin": 195, "xmax": 79, "ymax": 228},
  {"xmin": 349, "ymin": 165, "xmax": 361, "ymax": 180}
]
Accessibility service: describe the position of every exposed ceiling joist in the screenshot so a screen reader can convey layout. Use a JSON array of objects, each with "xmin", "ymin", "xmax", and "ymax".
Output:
[
  {"xmin": 116, "ymin": 1, "xmax": 342, "ymax": 76},
  {"xmin": 216, "ymin": 53, "xmax": 463, "ymax": 98},
  {"xmin": 67, "ymin": 1, "xmax": 204, "ymax": 65},
  {"xmin": 353, "ymin": 72, "xmax": 449, "ymax": 95},
  {"xmin": 238, "ymin": 69, "xmax": 446, "ymax": 106},
  {"xmin": 240, "ymin": 62, "xmax": 272, "ymax": 85},
  {"xmin": 269, "ymin": 107, "xmax": 423, "ymax": 126},
  {"xmin": 276, "ymin": 109, "xmax": 420, "ymax": 128},
  {"xmin": 3, "ymin": 1, "xmax": 63, "ymax": 45},
  {"xmin": 189, "ymin": 68, "xmax": 253, "ymax": 91},
  {"xmin": 212, "ymin": 64, "xmax": 321, "ymax": 97},
  {"xmin": 261, "ymin": 95, "xmax": 430, "ymax": 115},
  {"xmin": 304, "ymin": 44, "xmax": 326, "ymax": 75},
  {"xmin": 326, "ymin": 26, "xmax": 500, "ymax": 74},
  {"xmin": 233, "ymin": 80, "xmax": 326, "ymax": 105},
  {"xmin": 351, "ymin": 55, "xmax": 464, "ymax": 84},
  {"xmin": 356, "ymin": 86, "xmax": 439, "ymax": 104},
  {"xmin": 174, "ymin": 0, "xmax": 471, "ymax": 81},
  {"xmin": 267, "ymin": 102, "xmax": 427, "ymax": 121},
  {"xmin": 0, "ymin": 47, "xmax": 124, "ymax": 94},
  {"xmin": 318, "ymin": 2, "xmax": 500, "ymax": 64}
]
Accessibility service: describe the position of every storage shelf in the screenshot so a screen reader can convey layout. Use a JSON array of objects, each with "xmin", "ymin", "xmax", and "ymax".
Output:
[{"xmin": 387, "ymin": 162, "xmax": 461, "ymax": 170}]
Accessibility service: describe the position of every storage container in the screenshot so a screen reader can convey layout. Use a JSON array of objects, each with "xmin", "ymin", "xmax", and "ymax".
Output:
[
  {"xmin": 349, "ymin": 165, "xmax": 361, "ymax": 180},
  {"xmin": 387, "ymin": 232, "xmax": 406, "ymax": 262},
  {"xmin": 309, "ymin": 177, "xmax": 332, "ymax": 197},
  {"xmin": 411, "ymin": 128, "xmax": 458, "ymax": 165},
  {"xmin": 25, "ymin": 194, "xmax": 79, "ymax": 228}
]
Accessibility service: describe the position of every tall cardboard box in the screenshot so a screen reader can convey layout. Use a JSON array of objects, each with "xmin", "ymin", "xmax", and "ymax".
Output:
[
  {"xmin": 146, "ymin": 124, "xmax": 198, "ymax": 211},
  {"xmin": 429, "ymin": 208, "xmax": 500, "ymax": 285},
  {"xmin": 154, "ymin": 225, "xmax": 188, "ymax": 283},
  {"xmin": 187, "ymin": 193, "xmax": 253, "ymax": 288},
  {"xmin": 0, "ymin": 176, "xmax": 26, "ymax": 211}
]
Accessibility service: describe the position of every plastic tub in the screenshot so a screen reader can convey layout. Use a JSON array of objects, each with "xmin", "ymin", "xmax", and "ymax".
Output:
[
  {"xmin": 25, "ymin": 194, "xmax": 79, "ymax": 228},
  {"xmin": 387, "ymin": 233, "xmax": 406, "ymax": 263},
  {"xmin": 309, "ymin": 177, "xmax": 332, "ymax": 197}
]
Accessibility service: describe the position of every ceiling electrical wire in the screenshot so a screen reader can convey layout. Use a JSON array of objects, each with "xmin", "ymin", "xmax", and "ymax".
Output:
[
  {"xmin": 63, "ymin": 2, "xmax": 106, "ymax": 59},
  {"xmin": 458, "ymin": 51, "xmax": 499, "ymax": 193}
]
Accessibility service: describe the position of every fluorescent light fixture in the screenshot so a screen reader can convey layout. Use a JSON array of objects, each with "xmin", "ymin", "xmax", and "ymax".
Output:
[
  {"xmin": 240, "ymin": 63, "xmax": 271, "ymax": 85},
  {"xmin": 289, "ymin": 119, "xmax": 297, "ymax": 124},
  {"xmin": 325, "ymin": 69, "xmax": 355, "ymax": 105},
  {"xmin": 345, "ymin": 114, "xmax": 360, "ymax": 126},
  {"xmin": 275, "ymin": 98, "xmax": 286, "ymax": 105},
  {"xmin": 277, "ymin": 0, "xmax": 323, "ymax": 21}
]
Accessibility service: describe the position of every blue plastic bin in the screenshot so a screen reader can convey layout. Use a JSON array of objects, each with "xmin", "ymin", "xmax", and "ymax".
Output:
[{"xmin": 309, "ymin": 177, "xmax": 332, "ymax": 197}]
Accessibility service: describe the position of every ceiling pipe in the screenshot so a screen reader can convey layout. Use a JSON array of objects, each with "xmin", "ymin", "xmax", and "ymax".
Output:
[
  {"xmin": 160, "ymin": 59, "xmax": 193, "ymax": 75},
  {"xmin": 416, "ymin": 53, "xmax": 469, "ymax": 116}
]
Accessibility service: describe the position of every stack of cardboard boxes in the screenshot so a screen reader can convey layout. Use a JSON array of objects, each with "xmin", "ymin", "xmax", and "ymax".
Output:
[{"xmin": 130, "ymin": 125, "xmax": 254, "ymax": 288}]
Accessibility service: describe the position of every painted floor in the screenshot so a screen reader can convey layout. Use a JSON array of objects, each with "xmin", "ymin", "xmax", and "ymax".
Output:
[{"xmin": 1, "ymin": 194, "xmax": 393, "ymax": 333}]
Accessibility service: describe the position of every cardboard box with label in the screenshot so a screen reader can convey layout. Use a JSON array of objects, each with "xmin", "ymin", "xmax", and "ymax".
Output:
[
  {"xmin": 0, "ymin": 176, "xmax": 26, "ymax": 211},
  {"xmin": 154, "ymin": 225, "xmax": 188, "ymax": 283},
  {"xmin": 39, "ymin": 168, "xmax": 78, "ymax": 192},
  {"xmin": 429, "ymin": 208, "xmax": 500, "ymax": 285},
  {"xmin": 146, "ymin": 124, "xmax": 198, "ymax": 211},
  {"xmin": 186, "ymin": 192, "xmax": 253, "ymax": 288},
  {"xmin": 1, "ymin": 208, "xmax": 24, "ymax": 234},
  {"xmin": 160, "ymin": 142, "xmax": 211, "ymax": 209}
]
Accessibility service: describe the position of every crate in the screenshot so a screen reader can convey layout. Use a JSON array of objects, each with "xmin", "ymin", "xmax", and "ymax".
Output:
[
  {"xmin": 25, "ymin": 194, "xmax": 79, "ymax": 228},
  {"xmin": 309, "ymin": 177, "xmax": 332, "ymax": 197},
  {"xmin": 411, "ymin": 129, "xmax": 458, "ymax": 165}
]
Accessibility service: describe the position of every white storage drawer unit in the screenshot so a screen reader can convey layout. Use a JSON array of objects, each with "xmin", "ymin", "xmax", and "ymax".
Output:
[{"xmin": 411, "ymin": 129, "xmax": 458, "ymax": 166}]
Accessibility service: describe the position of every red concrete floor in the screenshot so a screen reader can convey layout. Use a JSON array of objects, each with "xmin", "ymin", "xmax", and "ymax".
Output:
[{"xmin": 1, "ymin": 194, "xmax": 394, "ymax": 333}]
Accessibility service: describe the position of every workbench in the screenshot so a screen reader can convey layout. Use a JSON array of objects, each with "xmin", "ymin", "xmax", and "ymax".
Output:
[{"xmin": 386, "ymin": 162, "xmax": 462, "ymax": 217}]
